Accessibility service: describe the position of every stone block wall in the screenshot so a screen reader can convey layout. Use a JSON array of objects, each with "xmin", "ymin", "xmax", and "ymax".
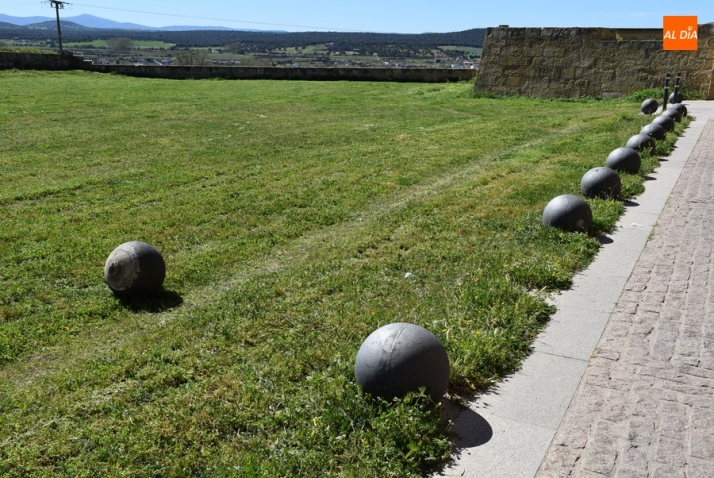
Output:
[
  {"xmin": 474, "ymin": 25, "xmax": 714, "ymax": 99},
  {"xmin": 0, "ymin": 52, "xmax": 477, "ymax": 83}
]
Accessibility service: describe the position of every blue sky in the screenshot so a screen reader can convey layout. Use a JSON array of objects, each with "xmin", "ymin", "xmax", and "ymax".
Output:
[{"xmin": 1, "ymin": 0, "xmax": 713, "ymax": 33}]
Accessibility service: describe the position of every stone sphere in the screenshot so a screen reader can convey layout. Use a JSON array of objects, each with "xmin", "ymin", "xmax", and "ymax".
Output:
[
  {"xmin": 661, "ymin": 108, "xmax": 682, "ymax": 123},
  {"xmin": 671, "ymin": 103, "xmax": 687, "ymax": 117},
  {"xmin": 640, "ymin": 98, "xmax": 658, "ymax": 115},
  {"xmin": 580, "ymin": 167, "xmax": 622, "ymax": 199},
  {"xmin": 640, "ymin": 123, "xmax": 667, "ymax": 141},
  {"xmin": 542, "ymin": 194, "xmax": 592, "ymax": 233},
  {"xmin": 669, "ymin": 91, "xmax": 684, "ymax": 104},
  {"xmin": 104, "ymin": 241, "xmax": 166, "ymax": 297},
  {"xmin": 606, "ymin": 147, "xmax": 641, "ymax": 174},
  {"xmin": 652, "ymin": 115, "xmax": 675, "ymax": 132},
  {"xmin": 355, "ymin": 322, "xmax": 450, "ymax": 401},
  {"xmin": 625, "ymin": 134, "xmax": 656, "ymax": 155}
]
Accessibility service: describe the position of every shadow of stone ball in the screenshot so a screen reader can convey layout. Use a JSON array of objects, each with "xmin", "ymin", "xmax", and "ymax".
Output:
[
  {"xmin": 661, "ymin": 108, "xmax": 682, "ymax": 123},
  {"xmin": 640, "ymin": 98, "xmax": 658, "ymax": 115},
  {"xmin": 542, "ymin": 194, "xmax": 592, "ymax": 233},
  {"xmin": 625, "ymin": 134, "xmax": 656, "ymax": 155},
  {"xmin": 652, "ymin": 114, "xmax": 675, "ymax": 132},
  {"xmin": 640, "ymin": 123, "xmax": 667, "ymax": 141},
  {"xmin": 669, "ymin": 91, "xmax": 684, "ymax": 104},
  {"xmin": 581, "ymin": 167, "xmax": 621, "ymax": 199},
  {"xmin": 104, "ymin": 241, "xmax": 166, "ymax": 297},
  {"xmin": 671, "ymin": 103, "xmax": 687, "ymax": 117},
  {"xmin": 355, "ymin": 322, "xmax": 450, "ymax": 401},
  {"xmin": 606, "ymin": 147, "xmax": 641, "ymax": 174}
]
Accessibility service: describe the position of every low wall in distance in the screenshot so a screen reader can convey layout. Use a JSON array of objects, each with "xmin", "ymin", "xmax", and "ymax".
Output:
[
  {"xmin": 0, "ymin": 52, "xmax": 477, "ymax": 83},
  {"xmin": 0, "ymin": 51, "xmax": 83, "ymax": 70}
]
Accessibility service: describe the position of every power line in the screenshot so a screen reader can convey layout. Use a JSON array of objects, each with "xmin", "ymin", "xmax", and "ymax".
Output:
[{"xmin": 69, "ymin": 2, "xmax": 367, "ymax": 32}]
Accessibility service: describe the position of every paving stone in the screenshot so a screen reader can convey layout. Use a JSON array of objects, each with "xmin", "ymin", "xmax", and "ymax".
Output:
[{"xmin": 536, "ymin": 118, "xmax": 714, "ymax": 478}]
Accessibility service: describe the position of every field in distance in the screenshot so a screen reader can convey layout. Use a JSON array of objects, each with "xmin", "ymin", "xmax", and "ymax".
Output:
[{"xmin": 0, "ymin": 71, "xmax": 681, "ymax": 476}]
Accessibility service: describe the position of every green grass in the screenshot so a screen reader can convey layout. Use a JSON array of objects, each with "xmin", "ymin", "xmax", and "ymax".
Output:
[{"xmin": 0, "ymin": 72, "xmax": 688, "ymax": 476}]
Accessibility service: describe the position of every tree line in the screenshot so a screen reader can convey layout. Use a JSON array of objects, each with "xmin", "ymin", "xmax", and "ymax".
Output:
[{"xmin": 1, "ymin": 26, "xmax": 485, "ymax": 50}]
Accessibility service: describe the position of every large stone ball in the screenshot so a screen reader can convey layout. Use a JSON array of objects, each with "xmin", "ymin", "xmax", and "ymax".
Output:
[
  {"xmin": 652, "ymin": 115, "xmax": 675, "ymax": 132},
  {"xmin": 671, "ymin": 103, "xmax": 688, "ymax": 117},
  {"xmin": 542, "ymin": 194, "xmax": 592, "ymax": 233},
  {"xmin": 669, "ymin": 91, "xmax": 684, "ymax": 104},
  {"xmin": 580, "ymin": 167, "xmax": 622, "ymax": 199},
  {"xmin": 640, "ymin": 98, "xmax": 658, "ymax": 115},
  {"xmin": 355, "ymin": 322, "xmax": 450, "ymax": 401},
  {"xmin": 640, "ymin": 123, "xmax": 667, "ymax": 141},
  {"xmin": 625, "ymin": 134, "xmax": 656, "ymax": 155},
  {"xmin": 661, "ymin": 108, "xmax": 682, "ymax": 123},
  {"xmin": 104, "ymin": 241, "xmax": 166, "ymax": 297},
  {"xmin": 606, "ymin": 147, "xmax": 641, "ymax": 174}
]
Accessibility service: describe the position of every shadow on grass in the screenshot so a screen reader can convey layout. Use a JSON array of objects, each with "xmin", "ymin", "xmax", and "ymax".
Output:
[{"xmin": 116, "ymin": 289, "xmax": 183, "ymax": 313}]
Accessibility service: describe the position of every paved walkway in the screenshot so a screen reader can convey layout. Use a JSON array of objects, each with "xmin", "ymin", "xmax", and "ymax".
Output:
[{"xmin": 441, "ymin": 101, "xmax": 714, "ymax": 478}]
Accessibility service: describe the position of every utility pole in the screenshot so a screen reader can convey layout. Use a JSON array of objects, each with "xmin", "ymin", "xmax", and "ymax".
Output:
[{"xmin": 48, "ymin": 0, "xmax": 69, "ymax": 54}]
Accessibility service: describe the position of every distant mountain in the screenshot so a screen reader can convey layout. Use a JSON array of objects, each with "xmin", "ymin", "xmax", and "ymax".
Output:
[
  {"xmin": 24, "ymin": 20, "xmax": 95, "ymax": 32},
  {"xmin": 0, "ymin": 13, "xmax": 237, "ymax": 31},
  {"xmin": 63, "ymin": 14, "xmax": 156, "ymax": 30},
  {"xmin": 0, "ymin": 20, "xmax": 23, "ymax": 29},
  {"xmin": 0, "ymin": 14, "xmax": 52, "ymax": 25}
]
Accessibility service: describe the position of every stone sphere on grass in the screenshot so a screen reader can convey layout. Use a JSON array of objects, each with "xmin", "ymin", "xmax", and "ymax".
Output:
[
  {"xmin": 542, "ymin": 194, "xmax": 592, "ymax": 233},
  {"xmin": 652, "ymin": 115, "xmax": 675, "ymax": 132},
  {"xmin": 625, "ymin": 134, "xmax": 656, "ymax": 155},
  {"xmin": 669, "ymin": 91, "xmax": 684, "ymax": 104},
  {"xmin": 580, "ymin": 167, "xmax": 622, "ymax": 199},
  {"xmin": 640, "ymin": 123, "xmax": 667, "ymax": 141},
  {"xmin": 104, "ymin": 241, "xmax": 166, "ymax": 297},
  {"xmin": 606, "ymin": 147, "xmax": 641, "ymax": 174},
  {"xmin": 355, "ymin": 322, "xmax": 450, "ymax": 401},
  {"xmin": 661, "ymin": 108, "xmax": 682, "ymax": 123},
  {"xmin": 640, "ymin": 98, "xmax": 658, "ymax": 115},
  {"xmin": 671, "ymin": 103, "xmax": 687, "ymax": 117}
]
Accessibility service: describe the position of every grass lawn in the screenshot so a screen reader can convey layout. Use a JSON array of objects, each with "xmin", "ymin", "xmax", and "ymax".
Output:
[{"xmin": 0, "ymin": 71, "xmax": 686, "ymax": 476}]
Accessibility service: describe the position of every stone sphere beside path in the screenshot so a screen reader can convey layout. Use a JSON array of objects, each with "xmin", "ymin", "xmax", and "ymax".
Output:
[
  {"xmin": 542, "ymin": 194, "xmax": 592, "ymax": 233},
  {"xmin": 606, "ymin": 147, "xmax": 641, "ymax": 174},
  {"xmin": 625, "ymin": 134, "xmax": 656, "ymax": 155}
]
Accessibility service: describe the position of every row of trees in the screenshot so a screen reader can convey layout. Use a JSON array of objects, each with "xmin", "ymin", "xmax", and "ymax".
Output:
[{"xmin": 0, "ymin": 27, "xmax": 485, "ymax": 50}]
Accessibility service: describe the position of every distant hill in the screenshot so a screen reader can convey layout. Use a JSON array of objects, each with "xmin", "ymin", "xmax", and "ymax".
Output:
[
  {"xmin": 0, "ymin": 13, "xmax": 241, "ymax": 31},
  {"xmin": 0, "ymin": 13, "xmax": 485, "ymax": 51},
  {"xmin": 0, "ymin": 20, "xmax": 23, "ymax": 29},
  {"xmin": 0, "ymin": 14, "xmax": 53, "ymax": 25},
  {"xmin": 24, "ymin": 20, "xmax": 95, "ymax": 32}
]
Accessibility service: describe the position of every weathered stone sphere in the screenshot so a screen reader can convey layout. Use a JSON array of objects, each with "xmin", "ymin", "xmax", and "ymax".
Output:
[
  {"xmin": 661, "ymin": 108, "xmax": 682, "ymax": 123},
  {"xmin": 652, "ymin": 115, "xmax": 675, "ymax": 132},
  {"xmin": 542, "ymin": 194, "xmax": 592, "ymax": 233},
  {"xmin": 640, "ymin": 123, "xmax": 667, "ymax": 141},
  {"xmin": 625, "ymin": 134, "xmax": 656, "ymax": 155},
  {"xmin": 580, "ymin": 167, "xmax": 622, "ymax": 199},
  {"xmin": 355, "ymin": 322, "xmax": 450, "ymax": 401},
  {"xmin": 104, "ymin": 241, "xmax": 166, "ymax": 297},
  {"xmin": 640, "ymin": 98, "xmax": 658, "ymax": 115},
  {"xmin": 671, "ymin": 103, "xmax": 687, "ymax": 117},
  {"xmin": 669, "ymin": 91, "xmax": 684, "ymax": 104},
  {"xmin": 606, "ymin": 147, "xmax": 641, "ymax": 174}
]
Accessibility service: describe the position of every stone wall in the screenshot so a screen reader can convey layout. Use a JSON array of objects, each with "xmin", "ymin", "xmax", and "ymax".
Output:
[
  {"xmin": 474, "ymin": 25, "xmax": 714, "ymax": 99},
  {"xmin": 0, "ymin": 52, "xmax": 477, "ymax": 83},
  {"xmin": 0, "ymin": 51, "xmax": 85, "ymax": 70}
]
